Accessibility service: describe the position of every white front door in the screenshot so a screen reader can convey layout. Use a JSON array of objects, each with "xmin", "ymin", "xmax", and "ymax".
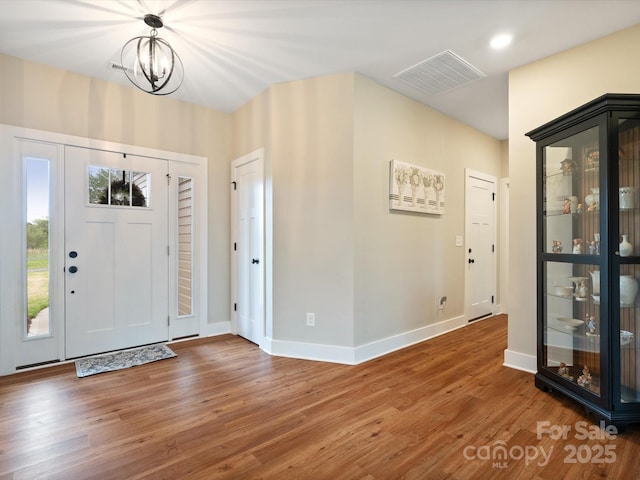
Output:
[
  {"xmin": 64, "ymin": 146, "xmax": 169, "ymax": 358},
  {"xmin": 232, "ymin": 149, "xmax": 264, "ymax": 345},
  {"xmin": 465, "ymin": 169, "xmax": 496, "ymax": 321}
]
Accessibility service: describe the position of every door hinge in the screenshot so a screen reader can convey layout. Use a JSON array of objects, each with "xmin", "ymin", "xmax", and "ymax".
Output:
[
  {"xmin": 167, "ymin": 245, "xmax": 170, "ymax": 256},
  {"xmin": 491, "ymin": 295, "xmax": 495, "ymax": 304},
  {"xmin": 167, "ymin": 173, "xmax": 171, "ymax": 185},
  {"xmin": 492, "ymin": 192, "xmax": 496, "ymax": 201},
  {"xmin": 492, "ymin": 244, "xmax": 495, "ymax": 253},
  {"xmin": 231, "ymin": 181, "xmax": 237, "ymax": 190},
  {"xmin": 234, "ymin": 242, "xmax": 237, "ymax": 251},
  {"xmin": 234, "ymin": 303, "xmax": 237, "ymax": 312},
  {"xmin": 168, "ymin": 316, "xmax": 170, "ymax": 326},
  {"xmin": 123, "ymin": 153, "xmax": 127, "ymax": 158}
]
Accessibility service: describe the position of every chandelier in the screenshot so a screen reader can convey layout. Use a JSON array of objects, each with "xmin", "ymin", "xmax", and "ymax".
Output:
[{"xmin": 120, "ymin": 14, "xmax": 184, "ymax": 95}]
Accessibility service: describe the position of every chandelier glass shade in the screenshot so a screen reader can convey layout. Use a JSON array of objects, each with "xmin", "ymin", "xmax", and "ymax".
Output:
[{"xmin": 120, "ymin": 14, "xmax": 183, "ymax": 95}]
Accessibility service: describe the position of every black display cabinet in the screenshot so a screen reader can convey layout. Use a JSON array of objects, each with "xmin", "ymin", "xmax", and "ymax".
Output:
[{"xmin": 526, "ymin": 94, "xmax": 640, "ymax": 427}]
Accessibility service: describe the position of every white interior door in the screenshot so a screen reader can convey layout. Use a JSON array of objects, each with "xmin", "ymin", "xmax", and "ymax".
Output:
[
  {"xmin": 64, "ymin": 146, "xmax": 169, "ymax": 358},
  {"xmin": 465, "ymin": 169, "xmax": 496, "ymax": 321},
  {"xmin": 232, "ymin": 150, "xmax": 264, "ymax": 345}
]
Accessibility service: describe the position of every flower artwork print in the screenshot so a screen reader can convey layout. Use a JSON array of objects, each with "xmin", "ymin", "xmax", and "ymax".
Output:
[{"xmin": 389, "ymin": 160, "xmax": 445, "ymax": 214}]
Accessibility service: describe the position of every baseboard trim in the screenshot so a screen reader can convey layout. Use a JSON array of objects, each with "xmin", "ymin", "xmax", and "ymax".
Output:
[
  {"xmin": 265, "ymin": 315, "xmax": 469, "ymax": 365},
  {"xmin": 268, "ymin": 338, "xmax": 356, "ymax": 364},
  {"xmin": 206, "ymin": 321, "xmax": 231, "ymax": 337},
  {"xmin": 503, "ymin": 348, "xmax": 536, "ymax": 374},
  {"xmin": 205, "ymin": 316, "xmax": 517, "ymax": 368},
  {"xmin": 354, "ymin": 314, "xmax": 468, "ymax": 364}
]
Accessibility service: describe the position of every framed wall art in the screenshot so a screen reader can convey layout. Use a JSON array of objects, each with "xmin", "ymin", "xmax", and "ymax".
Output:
[{"xmin": 389, "ymin": 160, "xmax": 445, "ymax": 214}]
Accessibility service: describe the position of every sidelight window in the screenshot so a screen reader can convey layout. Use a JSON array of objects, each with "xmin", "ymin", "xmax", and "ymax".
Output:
[
  {"xmin": 25, "ymin": 158, "xmax": 51, "ymax": 337},
  {"xmin": 177, "ymin": 177, "xmax": 193, "ymax": 316}
]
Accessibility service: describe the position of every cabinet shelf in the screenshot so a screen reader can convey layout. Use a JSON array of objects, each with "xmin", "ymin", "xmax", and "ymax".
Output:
[
  {"xmin": 544, "ymin": 211, "xmax": 600, "ymax": 218},
  {"xmin": 546, "ymin": 293, "xmax": 592, "ymax": 303},
  {"xmin": 546, "ymin": 323, "xmax": 635, "ymax": 349}
]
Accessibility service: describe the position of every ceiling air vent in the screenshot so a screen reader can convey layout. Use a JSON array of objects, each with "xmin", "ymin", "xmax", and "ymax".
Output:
[
  {"xmin": 109, "ymin": 61, "xmax": 133, "ymax": 75},
  {"xmin": 393, "ymin": 50, "xmax": 486, "ymax": 96}
]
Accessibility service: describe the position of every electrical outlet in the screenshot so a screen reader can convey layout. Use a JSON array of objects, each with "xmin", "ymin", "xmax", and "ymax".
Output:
[
  {"xmin": 306, "ymin": 312, "xmax": 315, "ymax": 326},
  {"xmin": 438, "ymin": 296, "xmax": 447, "ymax": 310}
]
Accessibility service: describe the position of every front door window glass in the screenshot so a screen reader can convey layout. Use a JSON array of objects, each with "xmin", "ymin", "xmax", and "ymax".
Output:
[{"xmin": 88, "ymin": 166, "xmax": 150, "ymax": 207}]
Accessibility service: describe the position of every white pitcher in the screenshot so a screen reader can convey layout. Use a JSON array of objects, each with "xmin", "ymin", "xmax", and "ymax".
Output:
[{"xmin": 620, "ymin": 275, "xmax": 639, "ymax": 306}]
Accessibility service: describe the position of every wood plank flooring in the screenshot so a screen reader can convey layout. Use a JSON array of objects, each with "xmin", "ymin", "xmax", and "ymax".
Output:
[{"xmin": 1, "ymin": 314, "xmax": 640, "ymax": 479}]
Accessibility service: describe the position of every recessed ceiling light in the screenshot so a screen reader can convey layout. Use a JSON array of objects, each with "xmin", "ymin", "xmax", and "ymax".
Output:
[{"xmin": 490, "ymin": 33, "xmax": 512, "ymax": 49}]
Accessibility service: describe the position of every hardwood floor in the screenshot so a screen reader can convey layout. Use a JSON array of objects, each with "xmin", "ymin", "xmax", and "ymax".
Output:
[{"xmin": 1, "ymin": 314, "xmax": 640, "ymax": 479}]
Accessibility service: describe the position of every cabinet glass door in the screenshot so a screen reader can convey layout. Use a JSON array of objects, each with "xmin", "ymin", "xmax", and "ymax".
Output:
[
  {"xmin": 544, "ymin": 261, "xmax": 601, "ymax": 397},
  {"xmin": 542, "ymin": 125, "xmax": 601, "ymax": 396},
  {"xmin": 543, "ymin": 126, "xmax": 600, "ymax": 256},
  {"xmin": 618, "ymin": 118, "xmax": 640, "ymax": 403}
]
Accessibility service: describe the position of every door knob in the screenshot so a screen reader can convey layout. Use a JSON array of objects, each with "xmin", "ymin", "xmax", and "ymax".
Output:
[
  {"xmin": 252, "ymin": 258, "xmax": 260, "ymax": 264},
  {"xmin": 69, "ymin": 251, "xmax": 78, "ymax": 258},
  {"xmin": 468, "ymin": 258, "xmax": 475, "ymax": 264},
  {"xmin": 68, "ymin": 266, "xmax": 78, "ymax": 273}
]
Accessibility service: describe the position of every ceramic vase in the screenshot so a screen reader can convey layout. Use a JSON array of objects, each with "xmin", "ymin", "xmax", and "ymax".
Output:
[
  {"xmin": 620, "ymin": 275, "xmax": 639, "ymax": 306},
  {"xmin": 585, "ymin": 192, "xmax": 594, "ymax": 208},
  {"xmin": 588, "ymin": 187, "xmax": 600, "ymax": 210},
  {"xmin": 620, "ymin": 186, "xmax": 636, "ymax": 209},
  {"xmin": 620, "ymin": 234, "xmax": 633, "ymax": 257},
  {"xmin": 590, "ymin": 270, "xmax": 600, "ymax": 295}
]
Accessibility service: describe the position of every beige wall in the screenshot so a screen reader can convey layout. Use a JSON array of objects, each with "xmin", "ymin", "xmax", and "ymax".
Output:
[
  {"xmin": 233, "ymin": 73, "xmax": 356, "ymax": 346},
  {"xmin": 353, "ymin": 75, "xmax": 502, "ymax": 345},
  {"xmin": 233, "ymin": 72, "xmax": 502, "ymax": 348},
  {"xmin": 271, "ymin": 75, "xmax": 356, "ymax": 345},
  {"xmin": 1, "ymin": 49, "xmax": 504, "ymax": 354},
  {"xmin": 500, "ymin": 141, "xmax": 509, "ymax": 178},
  {"xmin": 232, "ymin": 89, "xmax": 271, "ymax": 156},
  {"xmin": 508, "ymin": 24, "xmax": 640, "ymax": 361},
  {"xmin": 0, "ymin": 53, "xmax": 232, "ymax": 327}
]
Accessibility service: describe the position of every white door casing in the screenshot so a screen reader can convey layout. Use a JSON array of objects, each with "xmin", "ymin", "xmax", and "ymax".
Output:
[
  {"xmin": 465, "ymin": 169, "xmax": 497, "ymax": 321},
  {"xmin": 499, "ymin": 178, "xmax": 510, "ymax": 313},
  {"xmin": 231, "ymin": 149, "xmax": 265, "ymax": 346},
  {"xmin": 64, "ymin": 146, "xmax": 170, "ymax": 358},
  {"xmin": 1, "ymin": 125, "xmax": 208, "ymax": 375}
]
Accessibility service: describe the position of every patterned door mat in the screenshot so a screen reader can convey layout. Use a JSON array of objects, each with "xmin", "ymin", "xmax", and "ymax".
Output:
[{"xmin": 75, "ymin": 343, "xmax": 177, "ymax": 377}]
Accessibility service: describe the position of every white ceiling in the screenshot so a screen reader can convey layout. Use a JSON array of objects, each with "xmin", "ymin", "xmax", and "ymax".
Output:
[{"xmin": 1, "ymin": 0, "xmax": 640, "ymax": 140}]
